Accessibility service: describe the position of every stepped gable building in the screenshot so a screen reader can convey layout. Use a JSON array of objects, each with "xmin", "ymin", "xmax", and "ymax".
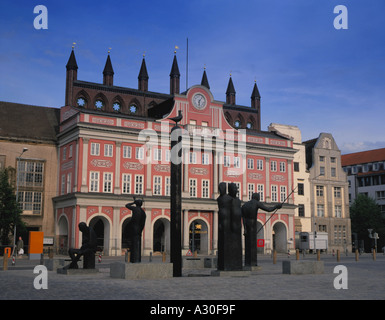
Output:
[
  {"xmin": 303, "ymin": 133, "xmax": 351, "ymax": 252},
  {"xmin": 54, "ymin": 48, "xmax": 297, "ymax": 256}
]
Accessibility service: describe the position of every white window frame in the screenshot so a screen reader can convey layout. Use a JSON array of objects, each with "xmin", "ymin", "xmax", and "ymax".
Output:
[
  {"xmin": 135, "ymin": 147, "xmax": 144, "ymax": 160},
  {"xmin": 280, "ymin": 185, "xmax": 287, "ymax": 203},
  {"xmin": 271, "ymin": 185, "xmax": 278, "ymax": 202},
  {"xmin": 189, "ymin": 152, "xmax": 197, "ymax": 164},
  {"xmin": 123, "ymin": 146, "xmax": 132, "ymax": 159},
  {"xmin": 279, "ymin": 161, "xmax": 286, "ymax": 173},
  {"xmin": 202, "ymin": 179, "xmax": 210, "ymax": 198},
  {"xmin": 135, "ymin": 175, "xmax": 144, "ymax": 194},
  {"xmin": 247, "ymin": 158, "xmax": 254, "ymax": 170},
  {"xmin": 335, "ymin": 205, "xmax": 342, "ymax": 218},
  {"xmin": 165, "ymin": 176, "xmax": 171, "ymax": 196},
  {"xmin": 153, "ymin": 149, "xmax": 162, "ymax": 162},
  {"xmin": 224, "ymin": 155, "xmax": 230, "ymax": 167},
  {"xmin": 270, "ymin": 160, "xmax": 277, "ymax": 172},
  {"xmin": 66, "ymin": 173, "xmax": 72, "ymax": 194},
  {"xmin": 234, "ymin": 157, "xmax": 240, "ymax": 169},
  {"xmin": 189, "ymin": 179, "xmax": 197, "ymax": 198},
  {"xmin": 257, "ymin": 184, "xmax": 264, "ymax": 201},
  {"xmin": 103, "ymin": 172, "xmax": 113, "ymax": 193},
  {"xmin": 257, "ymin": 159, "xmax": 263, "ymax": 171},
  {"xmin": 91, "ymin": 143, "xmax": 100, "ymax": 156},
  {"xmin": 104, "ymin": 144, "xmax": 113, "ymax": 157},
  {"xmin": 248, "ymin": 183, "xmax": 255, "ymax": 200},
  {"xmin": 317, "ymin": 204, "xmax": 325, "ymax": 217},
  {"xmin": 90, "ymin": 171, "xmax": 100, "ymax": 192},
  {"xmin": 202, "ymin": 153, "xmax": 210, "ymax": 165},
  {"xmin": 122, "ymin": 174, "xmax": 131, "ymax": 194},
  {"xmin": 153, "ymin": 176, "xmax": 162, "ymax": 195}
]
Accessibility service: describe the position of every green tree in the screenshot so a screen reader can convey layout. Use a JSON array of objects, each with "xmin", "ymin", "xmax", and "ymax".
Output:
[
  {"xmin": 350, "ymin": 194, "xmax": 385, "ymax": 252},
  {"xmin": 0, "ymin": 168, "xmax": 25, "ymax": 246}
]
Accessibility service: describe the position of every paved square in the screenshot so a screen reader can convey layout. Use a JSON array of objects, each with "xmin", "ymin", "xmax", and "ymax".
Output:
[{"xmin": 1, "ymin": 253, "xmax": 384, "ymax": 300}]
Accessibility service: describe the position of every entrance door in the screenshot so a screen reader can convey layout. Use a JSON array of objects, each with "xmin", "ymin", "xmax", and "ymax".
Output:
[
  {"xmin": 189, "ymin": 219, "xmax": 208, "ymax": 255},
  {"xmin": 273, "ymin": 222, "xmax": 287, "ymax": 253},
  {"xmin": 153, "ymin": 218, "xmax": 170, "ymax": 253}
]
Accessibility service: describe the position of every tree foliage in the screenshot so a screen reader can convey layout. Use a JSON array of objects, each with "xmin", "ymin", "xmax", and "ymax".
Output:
[
  {"xmin": 350, "ymin": 194, "xmax": 385, "ymax": 251},
  {"xmin": 0, "ymin": 168, "xmax": 25, "ymax": 245}
]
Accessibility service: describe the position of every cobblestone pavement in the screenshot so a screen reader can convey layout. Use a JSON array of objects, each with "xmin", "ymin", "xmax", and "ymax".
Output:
[{"xmin": 1, "ymin": 253, "xmax": 384, "ymax": 301}]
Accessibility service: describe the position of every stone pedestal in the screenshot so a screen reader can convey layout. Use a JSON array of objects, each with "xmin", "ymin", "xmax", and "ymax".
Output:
[
  {"xmin": 110, "ymin": 262, "xmax": 173, "ymax": 279},
  {"xmin": 282, "ymin": 260, "xmax": 324, "ymax": 274},
  {"xmin": 211, "ymin": 269, "xmax": 252, "ymax": 277},
  {"xmin": 57, "ymin": 267, "xmax": 98, "ymax": 275}
]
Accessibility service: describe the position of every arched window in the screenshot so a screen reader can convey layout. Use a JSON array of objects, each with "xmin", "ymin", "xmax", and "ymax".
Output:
[
  {"xmin": 77, "ymin": 97, "xmax": 86, "ymax": 108},
  {"xmin": 95, "ymin": 99, "xmax": 104, "ymax": 110},
  {"xmin": 129, "ymin": 104, "xmax": 138, "ymax": 114},
  {"xmin": 112, "ymin": 101, "xmax": 121, "ymax": 112}
]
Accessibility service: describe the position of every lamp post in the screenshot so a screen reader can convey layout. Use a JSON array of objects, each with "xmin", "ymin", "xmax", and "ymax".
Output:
[{"xmin": 12, "ymin": 147, "xmax": 28, "ymax": 259}]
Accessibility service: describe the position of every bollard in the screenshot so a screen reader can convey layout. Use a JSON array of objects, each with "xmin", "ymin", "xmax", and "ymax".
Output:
[
  {"xmin": 149, "ymin": 252, "xmax": 152, "ymax": 262},
  {"xmin": 162, "ymin": 251, "xmax": 166, "ymax": 263},
  {"xmin": 373, "ymin": 249, "xmax": 376, "ymax": 261},
  {"xmin": 296, "ymin": 249, "xmax": 300, "ymax": 260},
  {"xmin": 355, "ymin": 249, "xmax": 359, "ymax": 261},
  {"xmin": 273, "ymin": 250, "xmax": 277, "ymax": 264},
  {"xmin": 317, "ymin": 249, "xmax": 320, "ymax": 261},
  {"xmin": 3, "ymin": 254, "xmax": 8, "ymax": 271},
  {"xmin": 336, "ymin": 250, "xmax": 340, "ymax": 262}
]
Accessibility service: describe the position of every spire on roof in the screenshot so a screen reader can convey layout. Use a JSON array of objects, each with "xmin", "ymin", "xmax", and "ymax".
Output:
[
  {"xmin": 66, "ymin": 49, "xmax": 78, "ymax": 70},
  {"xmin": 170, "ymin": 54, "xmax": 180, "ymax": 77},
  {"xmin": 138, "ymin": 54, "xmax": 149, "ymax": 91},
  {"xmin": 103, "ymin": 53, "xmax": 114, "ymax": 76},
  {"xmin": 251, "ymin": 80, "xmax": 260, "ymax": 99},
  {"xmin": 226, "ymin": 74, "xmax": 236, "ymax": 95},
  {"xmin": 226, "ymin": 74, "xmax": 236, "ymax": 105},
  {"xmin": 170, "ymin": 53, "xmax": 180, "ymax": 94},
  {"xmin": 201, "ymin": 67, "xmax": 210, "ymax": 90},
  {"xmin": 138, "ymin": 55, "xmax": 149, "ymax": 80}
]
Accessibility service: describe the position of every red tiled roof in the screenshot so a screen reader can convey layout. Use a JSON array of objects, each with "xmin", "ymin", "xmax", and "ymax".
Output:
[{"xmin": 341, "ymin": 148, "xmax": 385, "ymax": 166}]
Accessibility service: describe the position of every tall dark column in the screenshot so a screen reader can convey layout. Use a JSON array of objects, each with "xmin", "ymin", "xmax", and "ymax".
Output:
[{"xmin": 170, "ymin": 111, "xmax": 183, "ymax": 277}]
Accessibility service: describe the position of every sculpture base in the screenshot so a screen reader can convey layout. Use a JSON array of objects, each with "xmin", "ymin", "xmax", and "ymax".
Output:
[
  {"xmin": 57, "ymin": 267, "xmax": 98, "ymax": 275},
  {"xmin": 282, "ymin": 260, "xmax": 324, "ymax": 274},
  {"xmin": 243, "ymin": 265, "xmax": 262, "ymax": 271},
  {"xmin": 211, "ymin": 269, "xmax": 252, "ymax": 277},
  {"xmin": 110, "ymin": 262, "xmax": 173, "ymax": 279}
]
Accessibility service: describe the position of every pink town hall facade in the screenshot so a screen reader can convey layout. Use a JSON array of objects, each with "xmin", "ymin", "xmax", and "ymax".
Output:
[{"xmin": 53, "ymin": 49, "xmax": 297, "ymax": 256}]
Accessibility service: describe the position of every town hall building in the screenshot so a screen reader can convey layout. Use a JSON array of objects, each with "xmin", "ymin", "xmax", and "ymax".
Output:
[{"xmin": 53, "ymin": 49, "xmax": 298, "ymax": 256}]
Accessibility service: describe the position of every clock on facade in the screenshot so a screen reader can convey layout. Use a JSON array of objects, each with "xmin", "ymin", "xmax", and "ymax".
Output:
[{"xmin": 192, "ymin": 93, "xmax": 207, "ymax": 110}]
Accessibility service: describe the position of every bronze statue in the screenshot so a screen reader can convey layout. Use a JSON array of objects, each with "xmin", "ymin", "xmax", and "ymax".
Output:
[
  {"xmin": 217, "ymin": 182, "xmax": 243, "ymax": 271},
  {"xmin": 217, "ymin": 182, "xmax": 232, "ymax": 270},
  {"xmin": 66, "ymin": 222, "xmax": 97, "ymax": 269},
  {"xmin": 242, "ymin": 193, "xmax": 281, "ymax": 266},
  {"xmin": 125, "ymin": 198, "xmax": 146, "ymax": 263}
]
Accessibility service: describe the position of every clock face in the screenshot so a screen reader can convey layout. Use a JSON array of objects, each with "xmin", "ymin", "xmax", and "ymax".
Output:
[{"xmin": 193, "ymin": 93, "xmax": 207, "ymax": 110}]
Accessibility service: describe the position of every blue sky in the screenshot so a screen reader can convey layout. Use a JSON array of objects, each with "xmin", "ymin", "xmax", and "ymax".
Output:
[{"xmin": 1, "ymin": 0, "xmax": 384, "ymax": 154}]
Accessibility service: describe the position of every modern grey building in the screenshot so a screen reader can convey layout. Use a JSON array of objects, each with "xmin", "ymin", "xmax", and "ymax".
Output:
[{"xmin": 341, "ymin": 148, "xmax": 385, "ymax": 217}]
